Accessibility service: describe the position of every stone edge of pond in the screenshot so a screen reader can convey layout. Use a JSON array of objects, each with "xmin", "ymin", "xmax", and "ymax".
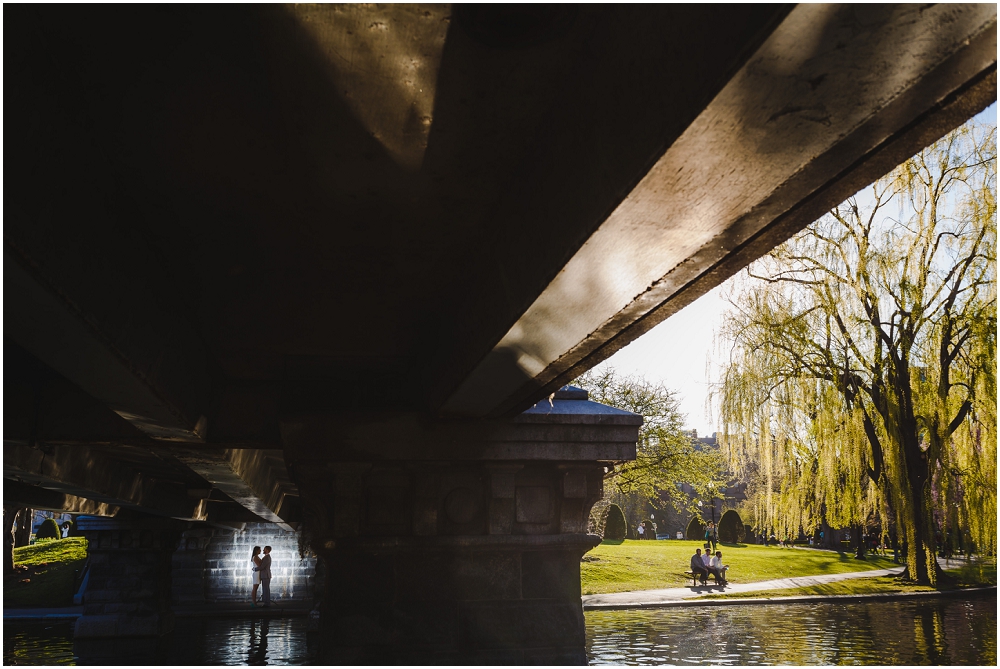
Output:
[
  {"xmin": 3, "ymin": 603, "xmax": 313, "ymax": 621},
  {"xmin": 582, "ymin": 585, "xmax": 997, "ymax": 611}
]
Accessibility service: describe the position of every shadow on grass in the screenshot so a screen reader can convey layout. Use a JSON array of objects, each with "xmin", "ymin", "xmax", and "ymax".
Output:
[
  {"xmin": 601, "ymin": 539, "xmax": 625, "ymax": 546},
  {"xmin": 720, "ymin": 542, "xmax": 747, "ymax": 548}
]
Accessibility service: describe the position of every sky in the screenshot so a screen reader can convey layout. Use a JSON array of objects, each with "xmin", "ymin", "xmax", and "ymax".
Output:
[{"xmin": 590, "ymin": 103, "xmax": 997, "ymax": 437}]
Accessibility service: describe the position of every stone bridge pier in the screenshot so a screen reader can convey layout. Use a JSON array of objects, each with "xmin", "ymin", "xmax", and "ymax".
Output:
[{"xmin": 285, "ymin": 387, "xmax": 640, "ymax": 664}]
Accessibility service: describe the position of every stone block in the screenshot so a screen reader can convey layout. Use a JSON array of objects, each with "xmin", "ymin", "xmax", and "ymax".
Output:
[
  {"xmin": 443, "ymin": 487, "xmax": 480, "ymax": 525},
  {"xmin": 487, "ymin": 467, "xmax": 521, "ymax": 499},
  {"xmin": 523, "ymin": 647, "xmax": 588, "ymax": 665},
  {"xmin": 562, "ymin": 469, "xmax": 587, "ymax": 498},
  {"xmin": 412, "ymin": 498, "xmax": 438, "ymax": 536},
  {"xmin": 395, "ymin": 552, "xmax": 456, "ymax": 601},
  {"xmin": 521, "ymin": 603, "xmax": 584, "ymax": 648},
  {"xmin": 389, "ymin": 601, "xmax": 459, "ymax": 648},
  {"xmin": 328, "ymin": 552, "xmax": 395, "ymax": 606},
  {"xmin": 559, "ymin": 498, "xmax": 585, "ymax": 533},
  {"xmin": 521, "ymin": 551, "xmax": 581, "ymax": 600},
  {"xmin": 516, "ymin": 487, "xmax": 552, "ymax": 523},
  {"xmin": 460, "ymin": 649, "xmax": 526, "ymax": 665},
  {"xmin": 334, "ymin": 497, "xmax": 362, "ymax": 536},
  {"xmin": 458, "ymin": 603, "xmax": 524, "ymax": 650},
  {"xmin": 116, "ymin": 612, "xmax": 171, "ymax": 637},
  {"xmin": 488, "ymin": 499, "xmax": 514, "ymax": 535},
  {"xmin": 452, "ymin": 552, "xmax": 520, "ymax": 601},
  {"xmin": 83, "ymin": 589, "xmax": 117, "ymax": 603},
  {"xmin": 74, "ymin": 614, "xmax": 119, "ymax": 638},
  {"xmin": 367, "ymin": 486, "xmax": 410, "ymax": 526}
]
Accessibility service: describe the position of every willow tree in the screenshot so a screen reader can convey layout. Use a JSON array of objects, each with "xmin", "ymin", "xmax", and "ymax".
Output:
[{"xmin": 716, "ymin": 120, "xmax": 996, "ymax": 585}]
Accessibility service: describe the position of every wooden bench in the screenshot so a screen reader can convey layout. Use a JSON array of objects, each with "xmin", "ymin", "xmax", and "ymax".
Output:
[{"xmin": 683, "ymin": 571, "xmax": 729, "ymax": 586}]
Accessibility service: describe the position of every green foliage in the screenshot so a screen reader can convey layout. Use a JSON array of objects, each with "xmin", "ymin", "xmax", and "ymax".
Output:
[
  {"xmin": 603, "ymin": 503, "xmax": 627, "ymax": 540},
  {"xmin": 715, "ymin": 118, "xmax": 997, "ymax": 586},
  {"xmin": 573, "ymin": 368, "xmax": 726, "ymax": 512},
  {"xmin": 718, "ymin": 509, "xmax": 745, "ymax": 543},
  {"xmin": 35, "ymin": 518, "xmax": 61, "ymax": 540},
  {"xmin": 686, "ymin": 516, "xmax": 705, "ymax": 542}
]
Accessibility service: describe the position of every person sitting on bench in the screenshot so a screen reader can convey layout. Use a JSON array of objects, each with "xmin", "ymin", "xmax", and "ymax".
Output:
[
  {"xmin": 710, "ymin": 551, "xmax": 729, "ymax": 584},
  {"xmin": 690, "ymin": 548, "xmax": 710, "ymax": 585}
]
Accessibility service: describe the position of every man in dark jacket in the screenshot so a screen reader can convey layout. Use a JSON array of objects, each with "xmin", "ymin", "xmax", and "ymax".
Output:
[
  {"xmin": 690, "ymin": 548, "xmax": 710, "ymax": 585},
  {"xmin": 260, "ymin": 546, "xmax": 273, "ymax": 607}
]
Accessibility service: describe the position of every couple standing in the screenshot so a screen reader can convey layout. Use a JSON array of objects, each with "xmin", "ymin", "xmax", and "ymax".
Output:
[{"xmin": 251, "ymin": 545, "xmax": 273, "ymax": 607}]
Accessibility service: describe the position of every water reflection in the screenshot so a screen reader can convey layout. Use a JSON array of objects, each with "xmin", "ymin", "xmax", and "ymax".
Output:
[
  {"xmin": 4, "ymin": 596, "xmax": 995, "ymax": 665},
  {"xmin": 4, "ymin": 617, "xmax": 314, "ymax": 666},
  {"xmin": 586, "ymin": 595, "xmax": 997, "ymax": 665},
  {"xmin": 3, "ymin": 622, "xmax": 76, "ymax": 666}
]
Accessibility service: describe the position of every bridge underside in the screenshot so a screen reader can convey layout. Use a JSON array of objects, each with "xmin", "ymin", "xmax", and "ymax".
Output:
[{"xmin": 5, "ymin": 4, "xmax": 996, "ymax": 662}]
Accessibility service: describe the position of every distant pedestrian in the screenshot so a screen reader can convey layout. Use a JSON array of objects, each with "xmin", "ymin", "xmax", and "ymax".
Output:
[
  {"xmin": 260, "ymin": 546, "xmax": 273, "ymax": 607},
  {"xmin": 706, "ymin": 521, "xmax": 718, "ymax": 551},
  {"xmin": 60, "ymin": 522, "xmax": 71, "ymax": 539},
  {"xmin": 637, "ymin": 523, "xmax": 645, "ymax": 540}
]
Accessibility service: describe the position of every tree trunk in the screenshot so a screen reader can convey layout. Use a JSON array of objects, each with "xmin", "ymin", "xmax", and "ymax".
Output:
[
  {"xmin": 4, "ymin": 506, "xmax": 17, "ymax": 574},
  {"xmin": 14, "ymin": 508, "xmax": 32, "ymax": 547}
]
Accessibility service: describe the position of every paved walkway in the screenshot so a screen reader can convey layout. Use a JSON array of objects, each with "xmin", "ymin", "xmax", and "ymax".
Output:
[{"xmin": 583, "ymin": 566, "xmax": 906, "ymax": 610}]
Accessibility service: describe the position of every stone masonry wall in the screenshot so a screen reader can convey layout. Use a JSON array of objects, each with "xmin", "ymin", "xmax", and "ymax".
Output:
[{"xmin": 171, "ymin": 523, "xmax": 317, "ymax": 605}]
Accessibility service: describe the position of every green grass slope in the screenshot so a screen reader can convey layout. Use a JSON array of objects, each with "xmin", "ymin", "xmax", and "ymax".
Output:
[
  {"xmin": 580, "ymin": 539, "xmax": 897, "ymax": 595},
  {"xmin": 5, "ymin": 537, "xmax": 88, "ymax": 608}
]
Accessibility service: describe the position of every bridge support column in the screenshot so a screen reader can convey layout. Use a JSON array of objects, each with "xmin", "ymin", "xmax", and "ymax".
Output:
[
  {"xmin": 73, "ymin": 516, "xmax": 183, "ymax": 638},
  {"xmin": 284, "ymin": 387, "xmax": 641, "ymax": 664}
]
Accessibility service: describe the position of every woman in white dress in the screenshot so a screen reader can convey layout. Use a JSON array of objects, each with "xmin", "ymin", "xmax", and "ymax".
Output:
[{"xmin": 251, "ymin": 545, "xmax": 262, "ymax": 606}]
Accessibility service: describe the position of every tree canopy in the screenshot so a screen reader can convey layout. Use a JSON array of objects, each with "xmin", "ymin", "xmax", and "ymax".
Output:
[
  {"xmin": 574, "ymin": 367, "xmax": 725, "ymax": 519},
  {"xmin": 715, "ymin": 118, "xmax": 996, "ymax": 585}
]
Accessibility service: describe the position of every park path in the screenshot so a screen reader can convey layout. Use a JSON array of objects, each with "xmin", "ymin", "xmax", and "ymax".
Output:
[{"xmin": 582, "ymin": 565, "xmax": 906, "ymax": 610}]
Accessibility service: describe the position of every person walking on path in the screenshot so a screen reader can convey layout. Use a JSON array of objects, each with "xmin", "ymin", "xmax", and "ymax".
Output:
[
  {"xmin": 637, "ymin": 523, "xmax": 645, "ymax": 540},
  {"xmin": 260, "ymin": 545, "xmax": 273, "ymax": 607},
  {"xmin": 250, "ymin": 546, "xmax": 263, "ymax": 606}
]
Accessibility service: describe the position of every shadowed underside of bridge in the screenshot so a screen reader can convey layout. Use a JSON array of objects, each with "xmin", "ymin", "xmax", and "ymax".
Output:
[{"xmin": 4, "ymin": 4, "xmax": 996, "ymax": 663}]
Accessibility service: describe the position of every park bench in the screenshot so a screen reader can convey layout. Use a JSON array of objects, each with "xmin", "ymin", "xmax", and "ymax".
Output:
[{"xmin": 683, "ymin": 571, "xmax": 729, "ymax": 587}]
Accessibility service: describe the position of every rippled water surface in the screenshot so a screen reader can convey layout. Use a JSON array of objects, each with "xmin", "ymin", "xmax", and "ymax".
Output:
[
  {"xmin": 4, "ymin": 617, "xmax": 315, "ymax": 666},
  {"xmin": 4, "ymin": 596, "xmax": 995, "ymax": 665},
  {"xmin": 587, "ymin": 595, "xmax": 997, "ymax": 665}
]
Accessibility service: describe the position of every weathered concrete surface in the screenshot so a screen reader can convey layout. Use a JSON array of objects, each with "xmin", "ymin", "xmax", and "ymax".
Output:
[
  {"xmin": 290, "ymin": 388, "xmax": 637, "ymax": 663},
  {"xmin": 3, "ymin": 479, "xmax": 118, "ymax": 516},
  {"xmin": 173, "ymin": 449, "xmax": 300, "ymax": 526},
  {"xmin": 73, "ymin": 516, "xmax": 183, "ymax": 638},
  {"xmin": 4, "ymin": 442, "xmax": 208, "ymax": 521},
  {"xmin": 445, "ymin": 3, "xmax": 998, "ymax": 416}
]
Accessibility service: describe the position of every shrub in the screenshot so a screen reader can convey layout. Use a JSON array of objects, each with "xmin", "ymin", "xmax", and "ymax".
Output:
[
  {"xmin": 603, "ymin": 504, "xmax": 627, "ymax": 540},
  {"xmin": 35, "ymin": 518, "xmax": 61, "ymax": 540},
  {"xmin": 686, "ymin": 516, "xmax": 706, "ymax": 542},
  {"xmin": 718, "ymin": 509, "xmax": 745, "ymax": 543}
]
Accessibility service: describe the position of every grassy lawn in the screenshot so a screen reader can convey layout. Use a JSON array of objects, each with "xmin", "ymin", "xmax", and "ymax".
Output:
[
  {"xmin": 5, "ymin": 538, "xmax": 88, "ymax": 608},
  {"xmin": 580, "ymin": 539, "xmax": 898, "ymax": 595}
]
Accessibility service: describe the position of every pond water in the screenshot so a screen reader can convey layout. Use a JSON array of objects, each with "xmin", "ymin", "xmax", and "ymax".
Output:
[
  {"xmin": 587, "ymin": 596, "xmax": 996, "ymax": 665},
  {"xmin": 3, "ymin": 595, "xmax": 995, "ymax": 665}
]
